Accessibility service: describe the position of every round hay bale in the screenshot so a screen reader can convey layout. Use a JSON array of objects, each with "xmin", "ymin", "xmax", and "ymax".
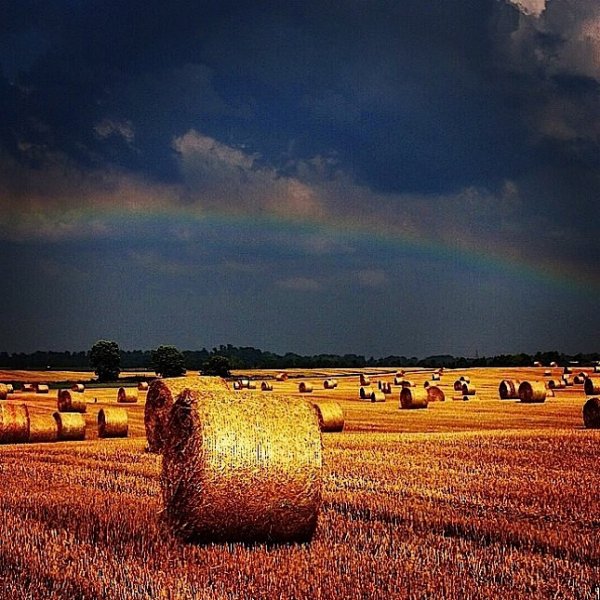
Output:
[
  {"xmin": 453, "ymin": 379, "xmax": 463, "ymax": 391},
  {"xmin": 461, "ymin": 383, "xmax": 476, "ymax": 396},
  {"xmin": 582, "ymin": 397, "xmax": 600, "ymax": 429},
  {"xmin": 247, "ymin": 381, "xmax": 257, "ymax": 390},
  {"xmin": 359, "ymin": 375, "xmax": 371, "ymax": 386},
  {"xmin": 71, "ymin": 383, "xmax": 85, "ymax": 393},
  {"xmin": 275, "ymin": 372, "xmax": 288, "ymax": 381},
  {"xmin": 117, "ymin": 387, "xmax": 138, "ymax": 404},
  {"xmin": 426, "ymin": 385, "xmax": 445, "ymax": 402},
  {"xmin": 533, "ymin": 361, "xmax": 542, "ymax": 367},
  {"xmin": 98, "ymin": 407, "xmax": 129, "ymax": 438},
  {"xmin": 382, "ymin": 382, "xmax": 392, "ymax": 394},
  {"xmin": 145, "ymin": 376, "xmax": 230, "ymax": 453},
  {"xmin": 563, "ymin": 366, "xmax": 573, "ymax": 374},
  {"xmin": 0, "ymin": 404, "xmax": 30, "ymax": 443},
  {"xmin": 311, "ymin": 400, "xmax": 344, "ymax": 432},
  {"xmin": 370, "ymin": 390, "xmax": 386, "ymax": 403},
  {"xmin": 298, "ymin": 382, "xmax": 313, "ymax": 394},
  {"xmin": 240, "ymin": 379, "xmax": 250, "ymax": 389},
  {"xmin": 161, "ymin": 389, "xmax": 323, "ymax": 544},
  {"xmin": 584, "ymin": 377, "xmax": 600, "ymax": 396},
  {"xmin": 401, "ymin": 380, "xmax": 414, "ymax": 388},
  {"xmin": 36, "ymin": 384, "xmax": 49, "ymax": 394},
  {"xmin": 573, "ymin": 375, "xmax": 586, "ymax": 385},
  {"xmin": 233, "ymin": 381, "xmax": 241, "ymax": 390},
  {"xmin": 359, "ymin": 386, "xmax": 373, "ymax": 399},
  {"xmin": 53, "ymin": 412, "xmax": 86, "ymax": 441},
  {"xmin": 0, "ymin": 384, "xmax": 8, "ymax": 400},
  {"xmin": 547, "ymin": 379, "xmax": 564, "ymax": 390},
  {"xmin": 6, "ymin": 384, "xmax": 13, "ymax": 394},
  {"xmin": 399, "ymin": 387, "xmax": 428, "ymax": 409},
  {"xmin": 431, "ymin": 373, "xmax": 441, "ymax": 381},
  {"xmin": 28, "ymin": 414, "xmax": 59, "ymax": 443},
  {"xmin": 550, "ymin": 361, "xmax": 558, "ymax": 368},
  {"xmin": 459, "ymin": 376, "xmax": 470, "ymax": 383},
  {"xmin": 498, "ymin": 379, "xmax": 520, "ymax": 399},
  {"xmin": 594, "ymin": 365, "xmax": 600, "ymax": 374},
  {"xmin": 22, "ymin": 384, "xmax": 34, "ymax": 393},
  {"xmin": 518, "ymin": 381, "xmax": 547, "ymax": 404},
  {"xmin": 323, "ymin": 379, "xmax": 338, "ymax": 389},
  {"xmin": 393, "ymin": 376, "xmax": 403, "ymax": 386},
  {"xmin": 423, "ymin": 381, "xmax": 431, "ymax": 388},
  {"xmin": 138, "ymin": 381, "xmax": 149, "ymax": 391},
  {"xmin": 261, "ymin": 381, "xmax": 273, "ymax": 392},
  {"xmin": 57, "ymin": 389, "xmax": 87, "ymax": 413},
  {"xmin": 543, "ymin": 370, "xmax": 552, "ymax": 377},
  {"xmin": 560, "ymin": 376, "xmax": 573, "ymax": 387},
  {"xmin": 395, "ymin": 370, "xmax": 405, "ymax": 377}
]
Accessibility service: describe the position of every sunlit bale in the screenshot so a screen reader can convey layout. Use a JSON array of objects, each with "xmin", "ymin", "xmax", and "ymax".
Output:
[
  {"xmin": 518, "ymin": 381, "xmax": 547, "ymax": 404},
  {"xmin": 582, "ymin": 398, "xmax": 600, "ymax": 429},
  {"xmin": 0, "ymin": 384, "xmax": 8, "ymax": 400},
  {"xmin": 240, "ymin": 378, "xmax": 250, "ymax": 388},
  {"xmin": 311, "ymin": 400, "xmax": 344, "ymax": 432},
  {"xmin": 550, "ymin": 362, "xmax": 558, "ymax": 368},
  {"xmin": 323, "ymin": 379, "xmax": 338, "ymax": 389},
  {"xmin": 261, "ymin": 381, "xmax": 273, "ymax": 391},
  {"xmin": 453, "ymin": 380, "xmax": 463, "ymax": 391},
  {"xmin": 233, "ymin": 381, "xmax": 242, "ymax": 390},
  {"xmin": 584, "ymin": 377, "xmax": 600, "ymax": 396},
  {"xmin": 57, "ymin": 389, "xmax": 87, "ymax": 413},
  {"xmin": 547, "ymin": 379, "xmax": 565, "ymax": 390},
  {"xmin": 161, "ymin": 389, "xmax": 323, "ymax": 544},
  {"xmin": 275, "ymin": 372, "xmax": 288, "ymax": 381},
  {"xmin": 459, "ymin": 376, "xmax": 470, "ymax": 383},
  {"xmin": 71, "ymin": 384, "xmax": 85, "ymax": 393},
  {"xmin": 543, "ymin": 370, "xmax": 552, "ymax": 377},
  {"xmin": 359, "ymin": 374, "xmax": 371, "ymax": 386},
  {"xmin": 138, "ymin": 382, "xmax": 149, "ymax": 391},
  {"xmin": 359, "ymin": 386, "xmax": 374, "ymax": 400},
  {"xmin": 298, "ymin": 382, "xmax": 313, "ymax": 393},
  {"xmin": 461, "ymin": 383, "xmax": 476, "ymax": 396},
  {"xmin": 370, "ymin": 390, "xmax": 386, "ymax": 402},
  {"xmin": 145, "ymin": 376, "xmax": 230, "ymax": 453},
  {"xmin": 0, "ymin": 404, "xmax": 30, "ymax": 443},
  {"xmin": 382, "ymin": 382, "xmax": 392, "ymax": 394},
  {"xmin": 431, "ymin": 373, "xmax": 441, "ymax": 381},
  {"xmin": 98, "ymin": 407, "xmax": 129, "ymax": 438},
  {"xmin": 399, "ymin": 387, "xmax": 428, "ymax": 409},
  {"xmin": 395, "ymin": 370, "xmax": 405, "ymax": 377},
  {"xmin": 563, "ymin": 366, "xmax": 573, "ymax": 375},
  {"xmin": 393, "ymin": 376, "xmax": 403, "ymax": 386},
  {"xmin": 498, "ymin": 379, "xmax": 520, "ymax": 399},
  {"xmin": 6, "ymin": 384, "xmax": 13, "ymax": 394},
  {"xmin": 36, "ymin": 384, "xmax": 49, "ymax": 394},
  {"xmin": 28, "ymin": 414, "xmax": 59, "ymax": 443},
  {"xmin": 573, "ymin": 374, "xmax": 586, "ymax": 384},
  {"xmin": 53, "ymin": 411, "xmax": 86, "ymax": 441},
  {"xmin": 117, "ymin": 387, "xmax": 138, "ymax": 404},
  {"xmin": 426, "ymin": 385, "xmax": 445, "ymax": 402},
  {"xmin": 22, "ymin": 384, "xmax": 34, "ymax": 393},
  {"xmin": 594, "ymin": 365, "xmax": 600, "ymax": 374},
  {"xmin": 560, "ymin": 376, "xmax": 573, "ymax": 387},
  {"xmin": 533, "ymin": 361, "xmax": 542, "ymax": 367}
]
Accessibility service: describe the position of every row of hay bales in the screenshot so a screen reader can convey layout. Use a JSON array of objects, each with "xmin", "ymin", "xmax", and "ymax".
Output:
[
  {"xmin": 0, "ymin": 404, "xmax": 129, "ymax": 443},
  {"xmin": 144, "ymin": 376, "xmax": 324, "ymax": 543}
]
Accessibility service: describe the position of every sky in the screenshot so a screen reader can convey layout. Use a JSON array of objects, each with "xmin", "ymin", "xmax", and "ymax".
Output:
[{"xmin": 0, "ymin": 0, "xmax": 598, "ymax": 357}]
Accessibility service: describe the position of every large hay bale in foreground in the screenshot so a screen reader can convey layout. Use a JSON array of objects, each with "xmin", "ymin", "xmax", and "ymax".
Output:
[
  {"xmin": 518, "ymin": 381, "xmax": 547, "ymax": 404},
  {"xmin": 0, "ymin": 404, "xmax": 30, "ymax": 443},
  {"xmin": 584, "ymin": 377, "xmax": 600, "ymax": 396},
  {"xmin": 98, "ymin": 407, "xmax": 129, "ymax": 438},
  {"xmin": 298, "ymin": 382, "xmax": 313, "ymax": 393},
  {"xmin": 311, "ymin": 400, "xmax": 344, "ymax": 432},
  {"xmin": 117, "ymin": 387, "xmax": 138, "ymax": 404},
  {"xmin": 28, "ymin": 414, "xmax": 59, "ymax": 443},
  {"xmin": 499, "ymin": 379, "xmax": 520, "ymax": 399},
  {"xmin": 145, "ymin": 376, "xmax": 230, "ymax": 453},
  {"xmin": 57, "ymin": 389, "xmax": 87, "ymax": 413},
  {"xmin": 53, "ymin": 412, "xmax": 86, "ymax": 441},
  {"xmin": 399, "ymin": 388, "xmax": 428, "ymax": 409},
  {"xmin": 426, "ymin": 385, "xmax": 445, "ymax": 402},
  {"xmin": 0, "ymin": 384, "xmax": 8, "ymax": 400},
  {"xmin": 370, "ymin": 390, "xmax": 386, "ymax": 403},
  {"xmin": 162, "ymin": 390, "xmax": 323, "ymax": 544},
  {"xmin": 583, "ymin": 398, "xmax": 600, "ymax": 429}
]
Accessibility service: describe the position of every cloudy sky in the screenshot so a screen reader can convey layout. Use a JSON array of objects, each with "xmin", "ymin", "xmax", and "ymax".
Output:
[{"xmin": 0, "ymin": 0, "xmax": 598, "ymax": 357}]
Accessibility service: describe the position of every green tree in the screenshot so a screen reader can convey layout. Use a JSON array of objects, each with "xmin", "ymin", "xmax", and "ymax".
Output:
[
  {"xmin": 90, "ymin": 340, "xmax": 121, "ymax": 382},
  {"xmin": 201, "ymin": 355, "xmax": 231, "ymax": 378},
  {"xmin": 152, "ymin": 345, "xmax": 186, "ymax": 377}
]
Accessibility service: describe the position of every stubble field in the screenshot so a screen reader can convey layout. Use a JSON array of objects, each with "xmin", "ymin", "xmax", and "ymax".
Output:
[{"xmin": 0, "ymin": 367, "xmax": 598, "ymax": 599}]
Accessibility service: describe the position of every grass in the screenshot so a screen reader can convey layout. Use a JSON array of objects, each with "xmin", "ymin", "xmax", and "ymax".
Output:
[{"xmin": 0, "ymin": 367, "xmax": 598, "ymax": 599}]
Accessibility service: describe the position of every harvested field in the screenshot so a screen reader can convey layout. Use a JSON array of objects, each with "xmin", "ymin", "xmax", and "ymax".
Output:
[{"xmin": 0, "ymin": 367, "xmax": 597, "ymax": 599}]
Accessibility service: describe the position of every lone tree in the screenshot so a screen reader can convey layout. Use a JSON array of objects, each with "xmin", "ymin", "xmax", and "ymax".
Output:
[
  {"xmin": 201, "ymin": 355, "xmax": 231, "ymax": 378},
  {"xmin": 90, "ymin": 340, "xmax": 121, "ymax": 382},
  {"xmin": 152, "ymin": 345, "xmax": 186, "ymax": 378}
]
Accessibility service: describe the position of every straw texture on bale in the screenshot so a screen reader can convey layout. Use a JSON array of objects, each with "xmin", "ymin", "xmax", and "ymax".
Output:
[
  {"xmin": 426, "ymin": 386, "xmax": 445, "ymax": 402},
  {"xmin": 53, "ymin": 412, "xmax": 86, "ymax": 441},
  {"xmin": 145, "ymin": 376, "xmax": 231, "ymax": 453},
  {"xmin": 584, "ymin": 377, "xmax": 600, "ymax": 396},
  {"xmin": 98, "ymin": 407, "xmax": 129, "ymax": 438},
  {"xmin": 275, "ymin": 372, "xmax": 288, "ymax": 381},
  {"xmin": 359, "ymin": 386, "xmax": 373, "ymax": 399},
  {"xmin": 117, "ymin": 387, "xmax": 138, "ymax": 404},
  {"xmin": 461, "ymin": 383, "xmax": 476, "ymax": 396},
  {"xmin": 359, "ymin": 375, "xmax": 371, "ymax": 386},
  {"xmin": 573, "ymin": 375, "xmax": 586, "ymax": 385},
  {"xmin": 261, "ymin": 381, "xmax": 273, "ymax": 391},
  {"xmin": 138, "ymin": 381, "xmax": 149, "ymax": 391},
  {"xmin": 399, "ymin": 387, "xmax": 428, "ymax": 409},
  {"xmin": 298, "ymin": 382, "xmax": 313, "ymax": 393},
  {"xmin": 323, "ymin": 379, "xmax": 338, "ymax": 389},
  {"xmin": 0, "ymin": 404, "xmax": 30, "ymax": 443},
  {"xmin": 28, "ymin": 414, "xmax": 59, "ymax": 443},
  {"xmin": 6, "ymin": 384, "xmax": 13, "ymax": 394},
  {"xmin": 311, "ymin": 400, "xmax": 344, "ymax": 432},
  {"xmin": 0, "ymin": 384, "xmax": 8, "ymax": 400},
  {"xmin": 71, "ymin": 384, "xmax": 85, "ymax": 392},
  {"xmin": 240, "ymin": 379, "xmax": 250, "ymax": 388},
  {"xmin": 499, "ymin": 380, "xmax": 520, "ymax": 399},
  {"xmin": 370, "ymin": 390, "xmax": 386, "ymax": 403},
  {"xmin": 161, "ymin": 389, "xmax": 323, "ymax": 543},
  {"xmin": 582, "ymin": 398, "xmax": 600, "ymax": 429},
  {"xmin": 518, "ymin": 381, "xmax": 547, "ymax": 404},
  {"xmin": 233, "ymin": 381, "xmax": 241, "ymax": 390},
  {"xmin": 36, "ymin": 384, "xmax": 49, "ymax": 394},
  {"xmin": 57, "ymin": 389, "xmax": 87, "ymax": 413},
  {"xmin": 547, "ymin": 379, "xmax": 565, "ymax": 389}
]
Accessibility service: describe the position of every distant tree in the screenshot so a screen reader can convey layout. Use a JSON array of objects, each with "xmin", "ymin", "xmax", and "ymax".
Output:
[
  {"xmin": 201, "ymin": 355, "xmax": 231, "ymax": 378},
  {"xmin": 90, "ymin": 340, "xmax": 121, "ymax": 382},
  {"xmin": 152, "ymin": 345, "xmax": 186, "ymax": 378}
]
